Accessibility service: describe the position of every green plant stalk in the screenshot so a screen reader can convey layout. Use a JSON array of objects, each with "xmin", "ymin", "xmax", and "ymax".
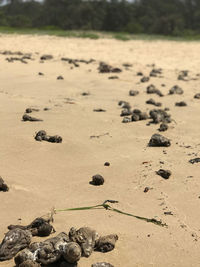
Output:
[{"xmin": 55, "ymin": 200, "xmax": 167, "ymax": 227}]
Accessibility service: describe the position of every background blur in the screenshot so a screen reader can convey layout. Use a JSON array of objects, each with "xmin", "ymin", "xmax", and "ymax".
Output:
[{"xmin": 0, "ymin": 0, "xmax": 199, "ymax": 37}]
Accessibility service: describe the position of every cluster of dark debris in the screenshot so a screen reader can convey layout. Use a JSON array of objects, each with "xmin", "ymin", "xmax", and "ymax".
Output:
[{"xmin": 0, "ymin": 216, "xmax": 117, "ymax": 267}]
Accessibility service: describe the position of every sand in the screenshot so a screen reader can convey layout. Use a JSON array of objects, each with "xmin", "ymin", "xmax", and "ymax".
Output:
[{"xmin": 0, "ymin": 34, "xmax": 200, "ymax": 266}]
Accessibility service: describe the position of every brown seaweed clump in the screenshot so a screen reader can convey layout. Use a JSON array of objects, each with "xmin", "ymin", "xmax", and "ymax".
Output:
[
  {"xmin": 0, "ymin": 176, "xmax": 9, "ymax": 192},
  {"xmin": 0, "ymin": 229, "xmax": 32, "ymax": 261},
  {"xmin": 149, "ymin": 134, "xmax": 171, "ymax": 147},
  {"xmin": 35, "ymin": 130, "xmax": 62, "ymax": 143}
]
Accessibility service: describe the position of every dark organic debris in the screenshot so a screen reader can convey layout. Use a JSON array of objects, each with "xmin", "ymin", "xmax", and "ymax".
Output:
[
  {"xmin": 108, "ymin": 76, "xmax": 118, "ymax": 79},
  {"xmin": 95, "ymin": 235, "xmax": 118, "ymax": 253},
  {"xmin": 158, "ymin": 123, "xmax": 168, "ymax": 132},
  {"xmin": 40, "ymin": 55, "xmax": 53, "ymax": 60},
  {"xmin": 35, "ymin": 130, "xmax": 62, "ymax": 143},
  {"xmin": 131, "ymin": 109, "xmax": 148, "ymax": 122},
  {"xmin": 156, "ymin": 169, "xmax": 171, "ymax": 179},
  {"xmin": 8, "ymin": 217, "xmax": 55, "ymax": 237},
  {"xmin": 129, "ymin": 90, "xmax": 139, "ymax": 96},
  {"xmin": 175, "ymin": 101, "xmax": 187, "ymax": 107},
  {"xmin": 0, "ymin": 176, "xmax": 9, "ymax": 192},
  {"xmin": 104, "ymin": 162, "xmax": 110, "ymax": 166},
  {"xmin": 25, "ymin": 108, "xmax": 40, "ymax": 113},
  {"xmin": 137, "ymin": 72, "xmax": 143, "ymax": 76},
  {"xmin": 22, "ymin": 114, "xmax": 43, "ymax": 122},
  {"xmin": 61, "ymin": 57, "xmax": 95, "ymax": 67},
  {"xmin": 69, "ymin": 227, "xmax": 98, "ymax": 257},
  {"xmin": 63, "ymin": 242, "xmax": 82, "ymax": 263},
  {"xmin": 38, "ymin": 72, "xmax": 44, "ymax": 76},
  {"xmin": 178, "ymin": 70, "xmax": 188, "ymax": 81},
  {"xmin": 169, "ymin": 85, "xmax": 183, "ymax": 95},
  {"xmin": 81, "ymin": 92, "xmax": 90, "ymax": 96},
  {"xmin": 141, "ymin": 76, "xmax": 149, "ymax": 83},
  {"xmin": 164, "ymin": 211, "xmax": 173, "ymax": 216},
  {"xmin": 90, "ymin": 133, "xmax": 110, "ymax": 139},
  {"xmin": 120, "ymin": 109, "xmax": 132, "ymax": 117},
  {"xmin": 0, "ymin": 228, "xmax": 32, "ymax": 261},
  {"xmin": 149, "ymin": 134, "xmax": 171, "ymax": 147},
  {"xmin": 90, "ymin": 174, "xmax": 104, "ymax": 186},
  {"xmin": 146, "ymin": 98, "xmax": 162, "ymax": 107},
  {"xmin": 194, "ymin": 93, "xmax": 200, "ymax": 99},
  {"xmin": 57, "ymin": 75, "xmax": 64, "ymax": 80},
  {"xmin": 189, "ymin": 158, "xmax": 200, "ymax": 164},
  {"xmin": 146, "ymin": 84, "xmax": 163, "ymax": 97},
  {"xmin": 150, "ymin": 68, "xmax": 162, "ymax": 77},
  {"xmin": 6, "ymin": 57, "xmax": 30, "ymax": 64},
  {"xmin": 118, "ymin": 101, "xmax": 131, "ymax": 110},
  {"xmin": 144, "ymin": 187, "xmax": 150, "ymax": 193},
  {"xmin": 92, "ymin": 263, "xmax": 114, "ymax": 267},
  {"xmin": 98, "ymin": 62, "xmax": 122, "ymax": 73},
  {"xmin": 122, "ymin": 116, "xmax": 131, "ymax": 123},
  {"xmin": 123, "ymin": 63, "xmax": 132, "ymax": 68},
  {"xmin": 93, "ymin": 108, "xmax": 106, "ymax": 112},
  {"xmin": 149, "ymin": 109, "xmax": 171, "ymax": 124}
]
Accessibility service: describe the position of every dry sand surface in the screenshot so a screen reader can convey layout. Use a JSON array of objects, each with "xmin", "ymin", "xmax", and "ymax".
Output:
[{"xmin": 1, "ymin": 34, "xmax": 200, "ymax": 267}]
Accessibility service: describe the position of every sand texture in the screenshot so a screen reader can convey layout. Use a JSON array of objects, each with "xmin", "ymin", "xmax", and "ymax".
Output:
[{"xmin": 0, "ymin": 34, "xmax": 200, "ymax": 266}]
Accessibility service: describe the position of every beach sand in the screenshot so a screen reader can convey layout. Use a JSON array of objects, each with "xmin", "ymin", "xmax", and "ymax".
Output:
[{"xmin": 0, "ymin": 34, "xmax": 200, "ymax": 266}]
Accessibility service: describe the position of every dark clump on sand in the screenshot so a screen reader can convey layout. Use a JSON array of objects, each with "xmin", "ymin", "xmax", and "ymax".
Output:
[
  {"xmin": 104, "ymin": 162, "xmax": 110, "ymax": 166},
  {"xmin": 131, "ymin": 109, "xmax": 149, "ymax": 122},
  {"xmin": 156, "ymin": 169, "xmax": 172, "ymax": 179},
  {"xmin": 22, "ymin": 114, "xmax": 43, "ymax": 122},
  {"xmin": 95, "ymin": 235, "xmax": 118, "ymax": 253},
  {"xmin": 61, "ymin": 57, "xmax": 95, "ymax": 68},
  {"xmin": 120, "ymin": 109, "xmax": 132, "ymax": 117},
  {"xmin": 40, "ymin": 54, "xmax": 53, "ymax": 60},
  {"xmin": 194, "ymin": 93, "xmax": 200, "ymax": 99},
  {"xmin": 57, "ymin": 75, "xmax": 64, "ymax": 80},
  {"xmin": 118, "ymin": 101, "xmax": 131, "ymax": 110},
  {"xmin": 178, "ymin": 70, "xmax": 188, "ymax": 81},
  {"xmin": 149, "ymin": 134, "xmax": 171, "ymax": 147},
  {"xmin": 146, "ymin": 98, "xmax": 162, "ymax": 107},
  {"xmin": 25, "ymin": 108, "xmax": 40, "ymax": 113},
  {"xmin": 122, "ymin": 117, "xmax": 132, "ymax": 123},
  {"xmin": 108, "ymin": 76, "xmax": 118, "ymax": 79},
  {"xmin": 175, "ymin": 101, "xmax": 187, "ymax": 107},
  {"xmin": 129, "ymin": 90, "xmax": 139, "ymax": 96},
  {"xmin": 93, "ymin": 108, "xmax": 106, "ymax": 112},
  {"xmin": 38, "ymin": 72, "xmax": 44, "ymax": 76},
  {"xmin": 0, "ymin": 176, "xmax": 9, "ymax": 192},
  {"xmin": 0, "ymin": 228, "xmax": 32, "ymax": 261},
  {"xmin": 189, "ymin": 158, "xmax": 200, "ymax": 164},
  {"xmin": 92, "ymin": 263, "xmax": 114, "ymax": 267},
  {"xmin": 150, "ymin": 68, "xmax": 162, "ymax": 77},
  {"xmin": 8, "ymin": 217, "xmax": 55, "ymax": 237},
  {"xmin": 98, "ymin": 62, "xmax": 122, "ymax": 73},
  {"xmin": 169, "ymin": 85, "xmax": 183, "ymax": 95},
  {"xmin": 90, "ymin": 174, "xmax": 104, "ymax": 186},
  {"xmin": 35, "ymin": 130, "xmax": 62, "ymax": 143},
  {"xmin": 158, "ymin": 123, "xmax": 168, "ymax": 132},
  {"xmin": 146, "ymin": 84, "xmax": 163, "ymax": 97},
  {"xmin": 141, "ymin": 76, "xmax": 149, "ymax": 83},
  {"xmin": 149, "ymin": 109, "xmax": 171, "ymax": 124}
]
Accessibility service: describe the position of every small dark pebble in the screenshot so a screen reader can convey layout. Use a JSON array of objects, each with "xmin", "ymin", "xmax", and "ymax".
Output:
[
  {"xmin": 144, "ymin": 187, "xmax": 150, "ymax": 193},
  {"xmin": 81, "ymin": 92, "xmax": 90, "ymax": 96},
  {"xmin": 122, "ymin": 116, "xmax": 131, "ymax": 123},
  {"xmin": 169, "ymin": 85, "xmax": 183, "ymax": 95},
  {"xmin": 121, "ymin": 109, "xmax": 132, "ymax": 117},
  {"xmin": 194, "ymin": 93, "xmax": 200, "ymax": 99},
  {"xmin": 94, "ymin": 108, "xmax": 106, "ymax": 112},
  {"xmin": 158, "ymin": 123, "xmax": 168, "ymax": 132},
  {"xmin": 189, "ymin": 158, "xmax": 200, "ymax": 164},
  {"xmin": 146, "ymin": 98, "xmax": 162, "ymax": 107},
  {"xmin": 38, "ymin": 72, "xmax": 44, "ymax": 76},
  {"xmin": 141, "ymin": 76, "xmax": 150, "ymax": 83},
  {"xmin": 175, "ymin": 101, "xmax": 187, "ymax": 107},
  {"xmin": 137, "ymin": 72, "xmax": 143, "ymax": 76},
  {"xmin": 164, "ymin": 211, "xmax": 173, "ymax": 215},
  {"xmin": 129, "ymin": 90, "xmax": 139, "ymax": 96},
  {"xmin": 108, "ymin": 76, "xmax": 118, "ymax": 79},
  {"xmin": 57, "ymin": 75, "xmax": 64, "ymax": 80},
  {"xmin": 0, "ymin": 176, "xmax": 9, "ymax": 192},
  {"xmin": 92, "ymin": 263, "xmax": 114, "ymax": 267},
  {"xmin": 90, "ymin": 174, "xmax": 104, "ymax": 186},
  {"xmin": 40, "ymin": 54, "xmax": 53, "ymax": 60},
  {"xmin": 104, "ymin": 162, "xmax": 110, "ymax": 166},
  {"xmin": 156, "ymin": 169, "xmax": 171, "ymax": 179}
]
